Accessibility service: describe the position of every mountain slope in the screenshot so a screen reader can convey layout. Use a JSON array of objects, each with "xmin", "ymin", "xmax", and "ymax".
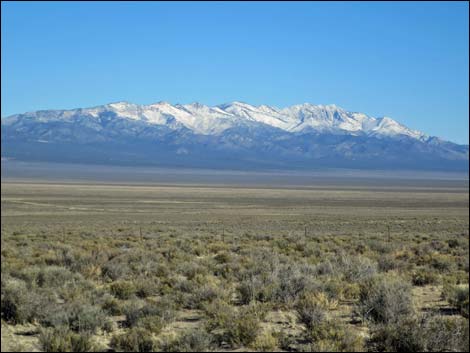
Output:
[{"xmin": 1, "ymin": 101, "xmax": 468, "ymax": 171}]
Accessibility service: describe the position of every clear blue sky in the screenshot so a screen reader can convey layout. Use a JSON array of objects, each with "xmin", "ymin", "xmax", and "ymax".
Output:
[{"xmin": 2, "ymin": 1, "xmax": 468, "ymax": 144}]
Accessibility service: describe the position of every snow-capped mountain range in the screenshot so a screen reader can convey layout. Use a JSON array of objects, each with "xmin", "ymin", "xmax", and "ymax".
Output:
[
  {"xmin": 1, "ymin": 101, "xmax": 468, "ymax": 171},
  {"xmin": 3, "ymin": 101, "xmax": 426, "ymax": 138}
]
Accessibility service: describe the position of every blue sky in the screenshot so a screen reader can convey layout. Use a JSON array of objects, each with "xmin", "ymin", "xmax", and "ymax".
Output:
[{"xmin": 1, "ymin": 1, "xmax": 468, "ymax": 144}]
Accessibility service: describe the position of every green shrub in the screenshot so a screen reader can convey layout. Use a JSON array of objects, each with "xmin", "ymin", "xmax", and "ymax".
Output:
[
  {"xmin": 250, "ymin": 331, "xmax": 278, "ymax": 351},
  {"xmin": 340, "ymin": 282, "xmax": 361, "ymax": 300},
  {"xmin": 338, "ymin": 255, "xmax": 377, "ymax": 282},
  {"xmin": 420, "ymin": 315, "xmax": 469, "ymax": 351},
  {"xmin": 367, "ymin": 316, "xmax": 424, "ymax": 352},
  {"xmin": 39, "ymin": 302, "xmax": 108, "ymax": 333},
  {"xmin": 123, "ymin": 298, "xmax": 176, "ymax": 329},
  {"xmin": 356, "ymin": 275, "xmax": 414, "ymax": 324},
  {"xmin": 315, "ymin": 261, "xmax": 335, "ymax": 276},
  {"xmin": 110, "ymin": 328, "xmax": 155, "ymax": 352},
  {"xmin": 70, "ymin": 332, "xmax": 97, "ymax": 352},
  {"xmin": 277, "ymin": 332, "xmax": 297, "ymax": 352},
  {"xmin": 238, "ymin": 275, "xmax": 276, "ymax": 305},
  {"xmin": 230, "ymin": 305, "xmax": 262, "ymax": 347},
  {"xmin": 135, "ymin": 278, "xmax": 160, "ymax": 298},
  {"xmin": 1, "ymin": 279, "xmax": 30, "ymax": 323},
  {"xmin": 1, "ymin": 279, "xmax": 47, "ymax": 324},
  {"xmin": 184, "ymin": 281, "xmax": 223, "ymax": 309},
  {"xmin": 411, "ymin": 268, "xmax": 438, "ymax": 286},
  {"xmin": 275, "ymin": 264, "xmax": 313, "ymax": 304},
  {"xmin": 66, "ymin": 303, "xmax": 108, "ymax": 333},
  {"xmin": 159, "ymin": 330, "xmax": 214, "ymax": 352},
  {"xmin": 110, "ymin": 281, "xmax": 136, "ymax": 300},
  {"xmin": 295, "ymin": 293, "xmax": 327, "ymax": 330},
  {"xmin": 36, "ymin": 266, "xmax": 82, "ymax": 288},
  {"xmin": 204, "ymin": 298, "xmax": 236, "ymax": 332},
  {"xmin": 305, "ymin": 320, "xmax": 364, "ymax": 352},
  {"xmin": 430, "ymin": 255, "xmax": 454, "ymax": 273},
  {"xmin": 101, "ymin": 294, "xmax": 123, "ymax": 315},
  {"xmin": 136, "ymin": 315, "xmax": 165, "ymax": 334},
  {"xmin": 39, "ymin": 327, "xmax": 97, "ymax": 352},
  {"xmin": 214, "ymin": 251, "xmax": 232, "ymax": 264},
  {"xmin": 447, "ymin": 238, "xmax": 461, "ymax": 249},
  {"xmin": 204, "ymin": 300, "xmax": 262, "ymax": 348},
  {"xmin": 177, "ymin": 261, "xmax": 205, "ymax": 280},
  {"xmin": 122, "ymin": 300, "xmax": 145, "ymax": 327},
  {"xmin": 443, "ymin": 284, "xmax": 469, "ymax": 318},
  {"xmin": 39, "ymin": 327, "xmax": 71, "ymax": 352},
  {"xmin": 368, "ymin": 314, "xmax": 469, "ymax": 352},
  {"xmin": 102, "ymin": 261, "xmax": 129, "ymax": 281},
  {"xmin": 378, "ymin": 255, "xmax": 398, "ymax": 272}
]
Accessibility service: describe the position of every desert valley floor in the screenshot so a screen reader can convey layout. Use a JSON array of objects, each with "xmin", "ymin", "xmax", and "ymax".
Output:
[{"xmin": 1, "ymin": 163, "xmax": 468, "ymax": 352}]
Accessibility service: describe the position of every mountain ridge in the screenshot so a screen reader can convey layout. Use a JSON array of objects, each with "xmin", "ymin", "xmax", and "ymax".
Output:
[
  {"xmin": 1, "ymin": 101, "xmax": 428, "ymax": 138},
  {"xmin": 1, "ymin": 101, "xmax": 468, "ymax": 171}
]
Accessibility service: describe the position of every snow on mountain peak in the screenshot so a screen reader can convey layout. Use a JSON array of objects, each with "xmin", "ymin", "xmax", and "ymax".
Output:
[
  {"xmin": 368, "ymin": 116, "xmax": 425, "ymax": 139},
  {"xmin": 3, "ymin": 100, "xmax": 428, "ymax": 140}
]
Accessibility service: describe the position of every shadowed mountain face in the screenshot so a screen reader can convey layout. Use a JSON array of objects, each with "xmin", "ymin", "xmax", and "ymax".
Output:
[{"xmin": 1, "ymin": 101, "xmax": 468, "ymax": 171}]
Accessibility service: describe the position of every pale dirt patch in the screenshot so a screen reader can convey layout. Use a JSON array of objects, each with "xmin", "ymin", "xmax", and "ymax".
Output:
[{"xmin": 1, "ymin": 322, "xmax": 40, "ymax": 352}]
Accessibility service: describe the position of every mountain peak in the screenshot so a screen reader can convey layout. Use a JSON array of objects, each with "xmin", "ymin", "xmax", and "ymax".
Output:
[
  {"xmin": 107, "ymin": 101, "xmax": 132, "ymax": 107},
  {"xmin": 148, "ymin": 101, "xmax": 172, "ymax": 107}
]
